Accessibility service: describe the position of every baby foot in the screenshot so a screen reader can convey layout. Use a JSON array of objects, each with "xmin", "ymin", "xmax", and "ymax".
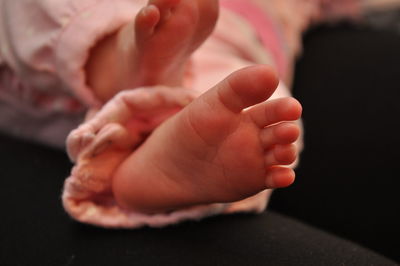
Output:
[
  {"xmin": 112, "ymin": 65, "xmax": 303, "ymax": 213},
  {"xmin": 125, "ymin": 0, "xmax": 219, "ymax": 87},
  {"xmin": 86, "ymin": 0, "xmax": 219, "ymax": 101}
]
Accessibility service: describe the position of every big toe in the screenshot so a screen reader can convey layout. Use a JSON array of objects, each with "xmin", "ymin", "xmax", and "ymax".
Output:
[
  {"xmin": 135, "ymin": 5, "xmax": 161, "ymax": 39},
  {"xmin": 178, "ymin": 65, "xmax": 279, "ymax": 145},
  {"xmin": 204, "ymin": 65, "xmax": 279, "ymax": 114},
  {"xmin": 149, "ymin": 0, "xmax": 180, "ymax": 21}
]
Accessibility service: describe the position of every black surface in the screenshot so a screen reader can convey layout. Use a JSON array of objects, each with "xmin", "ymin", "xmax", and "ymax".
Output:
[
  {"xmin": 0, "ymin": 132, "xmax": 395, "ymax": 265},
  {"xmin": 271, "ymin": 23, "xmax": 400, "ymax": 263}
]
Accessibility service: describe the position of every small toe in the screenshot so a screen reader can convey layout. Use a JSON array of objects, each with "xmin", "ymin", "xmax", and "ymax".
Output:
[
  {"xmin": 79, "ymin": 123, "xmax": 133, "ymax": 158},
  {"xmin": 265, "ymin": 166, "xmax": 295, "ymax": 188},
  {"xmin": 260, "ymin": 122, "xmax": 300, "ymax": 148},
  {"xmin": 264, "ymin": 144, "xmax": 297, "ymax": 166},
  {"xmin": 248, "ymin": 97, "xmax": 302, "ymax": 128},
  {"xmin": 66, "ymin": 126, "xmax": 96, "ymax": 161}
]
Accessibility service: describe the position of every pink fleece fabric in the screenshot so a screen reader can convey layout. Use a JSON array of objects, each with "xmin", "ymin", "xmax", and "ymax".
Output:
[{"xmin": 220, "ymin": 0, "xmax": 288, "ymax": 78}]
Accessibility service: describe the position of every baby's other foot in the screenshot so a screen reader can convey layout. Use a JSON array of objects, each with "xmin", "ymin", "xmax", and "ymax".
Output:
[
  {"xmin": 86, "ymin": 0, "xmax": 219, "ymax": 101},
  {"xmin": 127, "ymin": 0, "xmax": 219, "ymax": 86},
  {"xmin": 112, "ymin": 65, "xmax": 302, "ymax": 213}
]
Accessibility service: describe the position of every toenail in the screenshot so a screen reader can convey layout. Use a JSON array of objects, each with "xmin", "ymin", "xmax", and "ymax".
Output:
[{"xmin": 84, "ymin": 133, "xmax": 96, "ymax": 139}]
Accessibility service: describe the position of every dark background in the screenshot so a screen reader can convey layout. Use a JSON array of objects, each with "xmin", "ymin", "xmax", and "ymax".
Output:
[
  {"xmin": 1, "ymin": 23, "xmax": 399, "ymax": 265},
  {"xmin": 271, "ymin": 22, "xmax": 400, "ymax": 262}
]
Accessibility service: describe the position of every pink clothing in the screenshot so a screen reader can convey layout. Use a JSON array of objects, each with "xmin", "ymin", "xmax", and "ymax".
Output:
[
  {"xmin": 0, "ymin": 0, "xmax": 376, "ymax": 228},
  {"xmin": 0, "ymin": 0, "xmax": 149, "ymax": 146},
  {"xmin": 0, "ymin": 0, "xmax": 145, "ymax": 109},
  {"xmin": 0, "ymin": 0, "xmax": 371, "ymax": 146},
  {"xmin": 221, "ymin": 0, "xmax": 289, "ymax": 79}
]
